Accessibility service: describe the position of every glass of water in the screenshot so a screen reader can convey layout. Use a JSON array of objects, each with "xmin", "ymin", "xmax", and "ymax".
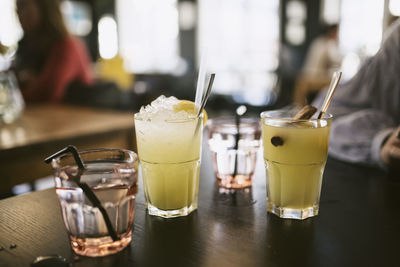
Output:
[
  {"xmin": 207, "ymin": 117, "xmax": 261, "ymax": 189},
  {"xmin": 50, "ymin": 148, "xmax": 138, "ymax": 257}
]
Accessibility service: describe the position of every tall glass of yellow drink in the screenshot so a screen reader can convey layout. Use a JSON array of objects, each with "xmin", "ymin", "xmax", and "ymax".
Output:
[
  {"xmin": 134, "ymin": 95, "xmax": 203, "ymax": 218},
  {"xmin": 260, "ymin": 109, "xmax": 332, "ymax": 220}
]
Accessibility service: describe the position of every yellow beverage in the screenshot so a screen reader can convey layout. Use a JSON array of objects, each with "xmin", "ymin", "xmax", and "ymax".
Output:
[
  {"xmin": 261, "ymin": 110, "xmax": 332, "ymax": 219},
  {"xmin": 134, "ymin": 96, "xmax": 203, "ymax": 218}
]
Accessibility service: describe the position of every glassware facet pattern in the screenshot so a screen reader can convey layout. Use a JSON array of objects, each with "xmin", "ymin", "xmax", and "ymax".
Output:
[
  {"xmin": 135, "ymin": 114, "xmax": 203, "ymax": 218},
  {"xmin": 51, "ymin": 149, "xmax": 138, "ymax": 257},
  {"xmin": 261, "ymin": 110, "xmax": 332, "ymax": 220},
  {"xmin": 207, "ymin": 117, "xmax": 261, "ymax": 189}
]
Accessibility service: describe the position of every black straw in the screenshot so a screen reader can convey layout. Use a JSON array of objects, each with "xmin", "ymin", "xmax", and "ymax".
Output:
[
  {"xmin": 232, "ymin": 110, "xmax": 240, "ymax": 178},
  {"xmin": 45, "ymin": 145, "xmax": 85, "ymax": 170},
  {"xmin": 45, "ymin": 146, "xmax": 119, "ymax": 241}
]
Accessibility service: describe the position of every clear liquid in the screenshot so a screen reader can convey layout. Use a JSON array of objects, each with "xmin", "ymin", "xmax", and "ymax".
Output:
[
  {"xmin": 208, "ymin": 124, "xmax": 260, "ymax": 189},
  {"xmin": 55, "ymin": 163, "xmax": 137, "ymax": 257},
  {"xmin": 141, "ymin": 159, "xmax": 200, "ymax": 218}
]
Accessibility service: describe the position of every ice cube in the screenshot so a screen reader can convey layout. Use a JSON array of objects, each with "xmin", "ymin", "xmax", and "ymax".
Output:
[{"xmin": 136, "ymin": 95, "xmax": 187, "ymax": 122}]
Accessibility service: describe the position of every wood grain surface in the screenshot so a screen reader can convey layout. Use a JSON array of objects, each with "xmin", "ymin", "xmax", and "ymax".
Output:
[
  {"xmin": 0, "ymin": 144, "xmax": 399, "ymax": 267},
  {"xmin": 0, "ymin": 105, "xmax": 134, "ymax": 150},
  {"xmin": 0, "ymin": 104, "xmax": 135, "ymax": 194}
]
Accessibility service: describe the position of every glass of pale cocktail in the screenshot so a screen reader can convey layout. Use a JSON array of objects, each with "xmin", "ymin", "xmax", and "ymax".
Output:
[
  {"xmin": 261, "ymin": 109, "xmax": 332, "ymax": 220},
  {"xmin": 134, "ymin": 95, "xmax": 204, "ymax": 218}
]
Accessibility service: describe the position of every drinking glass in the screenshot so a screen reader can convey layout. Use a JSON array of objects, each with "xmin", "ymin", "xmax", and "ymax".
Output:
[
  {"xmin": 50, "ymin": 148, "xmax": 138, "ymax": 257},
  {"xmin": 0, "ymin": 71, "xmax": 24, "ymax": 125},
  {"xmin": 134, "ymin": 113, "xmax": 203, "ymax": 218},
  {"xmin": 207, "ymin": 117, "xmax": 261, "ymax": 189},
  {"xmin": 261, "ymin": 110, "xmax": 332, "ymax": 219}
]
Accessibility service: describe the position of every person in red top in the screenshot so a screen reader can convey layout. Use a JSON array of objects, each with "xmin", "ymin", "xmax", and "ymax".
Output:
[{"xmin": 13, "ymin": 0, "xmax": 94, "ymax": 103}]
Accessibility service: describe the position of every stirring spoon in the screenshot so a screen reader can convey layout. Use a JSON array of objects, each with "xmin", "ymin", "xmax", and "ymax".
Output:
[
  {"xmin": 197, "ymin": 73, "xmax": 215, "ymax": 117},
  {"xmin": 193, "ymin": 73, "xmax": 215, "ymax": 134},
  {"xmin": 317, "ymin": 71, "xmax": 342, "ymax": 119}
]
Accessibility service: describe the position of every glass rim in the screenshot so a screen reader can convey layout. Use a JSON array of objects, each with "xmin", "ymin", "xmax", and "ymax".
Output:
[
  {"xmin": 208, "ymin": 116, "xmax": 259, "ymax": 122},
  {"xmin": 207, "ymin": 116, "xmax": 260, "ymax": 127},
  {"xmin": 260, "ymin": 110, "xmax": 333, "ymax": 122},
  {"xmin": 52, "ymin": 148, "xmax": 138, "ymax": 167},
  {"xmin": 134, "ymin": 112, "xmax": 203, "ymax": 123}
]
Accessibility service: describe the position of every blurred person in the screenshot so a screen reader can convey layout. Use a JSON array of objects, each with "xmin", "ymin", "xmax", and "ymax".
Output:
[
  {"xmin": 13, "ymin": 0, "xmax": 94, "ymax": 103},
  {"xmin": 294, "ymin": 24, "xmax": 342, "ymax": 106},
  {"xmin": 312, "ymin": 19, "xmax": 400, "ymax": 172}
]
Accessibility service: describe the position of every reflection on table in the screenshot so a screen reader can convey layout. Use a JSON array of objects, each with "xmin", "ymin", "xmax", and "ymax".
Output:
[{"xmin": 0, "ymin": 141, "xmax": 399, "ymax": 266}]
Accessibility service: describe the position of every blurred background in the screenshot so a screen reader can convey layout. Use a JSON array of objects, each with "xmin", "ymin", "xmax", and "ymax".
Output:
[
  {"xmin": 1, "ymin": 0, "xmax": 399, "ymax": 197},
  {"xmin": 1, "ymin": 0, "xmax": 399, "ymax": 114}
]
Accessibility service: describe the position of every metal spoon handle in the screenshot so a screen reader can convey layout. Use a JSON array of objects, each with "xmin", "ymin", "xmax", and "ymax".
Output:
[
  {"xmin": 318, "ymin": 71, "xmax": 342, "ymax": 119},
  {"xmin": 197, "ymin": 73, "xmax": 215, "ymax": 117}
]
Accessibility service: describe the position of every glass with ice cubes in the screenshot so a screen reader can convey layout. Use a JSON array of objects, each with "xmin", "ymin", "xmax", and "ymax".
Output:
[{"xmin": 134, "ymin": 96, "xmax": 204, "ymax": 218}]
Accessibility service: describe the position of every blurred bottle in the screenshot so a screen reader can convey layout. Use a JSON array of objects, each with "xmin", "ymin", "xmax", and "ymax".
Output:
[{"xmin": 0, "ymin": 71, "xmax": 25, "ymax": 125}]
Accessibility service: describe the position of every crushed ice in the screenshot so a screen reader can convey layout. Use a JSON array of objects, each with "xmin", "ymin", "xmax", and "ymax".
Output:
[{"xmin": 135, "ymin": 95, "xmax": 192, "ymax": 122}]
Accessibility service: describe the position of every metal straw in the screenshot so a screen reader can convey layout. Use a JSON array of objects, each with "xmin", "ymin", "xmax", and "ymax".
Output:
[
  {"xmin": 193, "ymin": 73, "xmax": 215, "ymax": 135},
  {"xmin": 197, "ymin": 73, "xmax": 215, "ymax": 117},
  {"xmin": 317, "ymin": 71, "xmax": 342, "ymax": 119}
]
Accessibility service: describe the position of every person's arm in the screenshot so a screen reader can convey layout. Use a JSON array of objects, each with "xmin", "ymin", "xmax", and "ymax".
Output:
[
  {"xmin": 312, "ymin": 63, "xmax": 397, "ymax": 168},
  {"xmin": 312, "ymin": 20, "xmax": 400, "ymax": 169},
  {"xmin": 22, "ymin": 37, "xmax": 79, "ymax": 103},
  {"xmin": 327, "ymin": 109, "xmax": 395, "ymax": 167}
]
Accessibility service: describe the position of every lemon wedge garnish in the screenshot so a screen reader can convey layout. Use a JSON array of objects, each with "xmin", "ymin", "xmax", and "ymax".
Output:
[{"xmin": 173, "ymin": 100, "xmax": 208, "ymax": 125}]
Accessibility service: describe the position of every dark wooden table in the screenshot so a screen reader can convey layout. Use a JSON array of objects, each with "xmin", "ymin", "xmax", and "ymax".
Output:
[
  {"xmin": 0, "ymin": 104, "xmax": 135, "ymax": 195},
  {"xmin": 0, "ymin": 144, "xmax": 399, "ymax": 267}
]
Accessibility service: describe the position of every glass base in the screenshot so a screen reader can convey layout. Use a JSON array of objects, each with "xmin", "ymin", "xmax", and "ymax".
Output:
[
  {"xmin": 267, "ymin": 202, "xmax": 319, "ymax": 220},
  {"xmin": 147, "ymin": 203, "xmax": 197, "ymax": 218},
  {"xmin": 70, "ymin": 232, "xmax": 132, "ymax": 257},
  {"xmin": 217, "ymin": 174, "xmax": 253, "ymax": 189}
]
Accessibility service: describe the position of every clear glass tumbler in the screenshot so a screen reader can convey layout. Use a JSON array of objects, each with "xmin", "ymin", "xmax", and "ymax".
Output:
[
  {"xmin": 261, "ymin": 110, "xmax": 332, "ymax": 220},
  {"xmin": 207, "ymin": 117, "xmax": 261, "ymax": 189},
  {"xmin": 134, "ymin": 113, "xmax": 203, "ymax": 218},
  {"xmin": 50, "ymin": 148, "xmax": 138, "ymax": 257},
  {"xmin": 0, "ymin": 71, "xmax": 24, "ymax": 125}
]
